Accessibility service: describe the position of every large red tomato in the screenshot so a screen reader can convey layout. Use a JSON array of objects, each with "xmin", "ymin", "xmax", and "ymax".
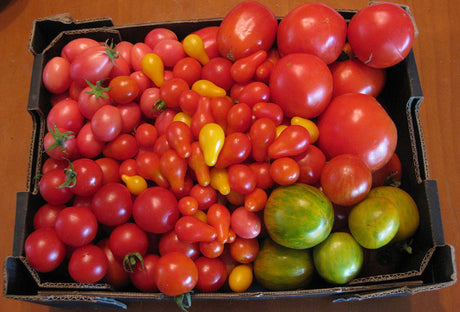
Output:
[
  {"xmin": 216, "ymin": 1, "xmax": 277, "ymax": 61},
  {"xmin": 317, "ymin": 93, "xmax": 397, "ymax": 172},
  {"xmin": 277, "ymin": 2, "xmax": 347, "ymax": 64},
  {"xmin": 347, "ymin": 2, "xmax": 415, "ymax": 68},
  {"xmin": 269, "ymin": 53, "xmax": 333, "ymax": 119}
]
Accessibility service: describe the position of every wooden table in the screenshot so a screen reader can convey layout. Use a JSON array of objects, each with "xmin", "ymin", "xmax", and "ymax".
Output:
[{"xmin": 1, "ymin": 0, "xmax": 458, "ymax": 311}]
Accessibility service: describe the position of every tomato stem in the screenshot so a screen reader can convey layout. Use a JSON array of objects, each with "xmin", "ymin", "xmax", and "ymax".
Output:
[
  {"xmin": 122, "ymin": 252, "xmax": 145, "ymax": 272},
  {"xmin": 58, "ymin": 159, "xmax": 77, "ymax": 189},
  {"xmin": 104, "ymin": 39, "xmax": 120, "ymax": 66},
  {"xmin": 175, "ymin": 291, "xmax": 193, "ymax": 312},
  {"xmin": 45, "ymin": 124, "xmax": 75, "ymax": 153},
  {"xmin": 153, "ymin": 99, "xmax": 167, "ymax": 112},
  {"xmin": 84, "ymin": 79, "xmax": 111, "ymax": 98}
]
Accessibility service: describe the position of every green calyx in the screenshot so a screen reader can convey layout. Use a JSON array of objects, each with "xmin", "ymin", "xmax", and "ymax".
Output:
[
  {"xmin": 45, "ymin": 125, "xmax": 75, "ymax": 153},
  {"xmin": 58, "ymin": 160, "xmax": 77, "ymax": 189},
  {"xmin": 85, "ymin": 79, "xmax": 111, "ymax": 98},
  {"xmin": 104, "ymin": 39, "xmax": 120, "ymax": 66},
  {"xmin": 175, "ymin": 291, "xmax": 193, "ymax": 312},
  {"xmin": 122, "ymin": 252, "xmax": 145, "ymax": 272}
]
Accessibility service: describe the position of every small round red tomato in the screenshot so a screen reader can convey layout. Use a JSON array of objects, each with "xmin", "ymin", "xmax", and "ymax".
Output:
[
  {"xmin": 109, "ymin": 222, "xmax": 149, "ymax": 263},
  {"xmin": 269, "ymin": 53, "xmax": 332, "ymax": 119},
  {"xmin": 179, "ymin": 89, "xmax": 201, "ymax": 115},
  {"xmin": 177, "ymin": 196, "xmax": 199, "ymax": 216},
  {"xmin": 152, "ymin": 39, "xmax": 186, "ymax": 68},
  {"xmin": 189, "ymin": 184, "xmax": 218, "ymax": 210},
  {"xmin": 115, "ymin": 41, "xmax": 134, "ymax": 69},
  {"xmin": 201, "ymin": 57, "xmax": 234, "ymax": 91},
  {"xmin": 76, "ymin": 122, "xmax": 104, "ymax": 159},
  {"xmin": 91, "ymin": 105, "xmax": 123, "ymax": 142},
  {"xmin": 25, "ymin": 228, "xmax": 66, "ymax": 273},
  {"xmin": 347, "ymin": 2, "xmax": 415, "ymax": 68},
  {"xmin": 159, "ymin": 78, "xmax": 190, "ymax": 109},
  {"xmin": 200, "ymin": 240, "xmax": 225, "ymax": 259},
  {"xmin": 132, "ymin": 186, "xmax": 179, "ymax": 233},
  {"xmin": 68, "ymin": 158, "xmax": 104, "ymax": 197},
  {"xmin": 173, "ymin": 57, "xmax": 202, "ymax": 87},
  {"xmin": 329, "ymin": 58, "xmax": 386, "ymax": 98},
  {"xmin": 236, "ymin": 81, "xmax": 270, "ymax": 108},
  {"xmin": 158, "ymin": 230, "xmax": 200, "ymax": 260},
  {"xmin": 321, "ymin": 154, "xmax": 373, "ymax": 206},
  {"xmin": 226, "ymin": 103, "xmax": 252, "ymax": 134},
  {"xmin": 109, "ymin": 75, "xmax": 140, "ymax": 105},
  {"xmin": 130, "ymin": 254, "xmax": 160, "ymax": 292},
  {"xmin": 39, "ymin": 168, "xmax": 74, "ymax": 205},
  {"xmin": 118, "ymin": 102, "xmax": 142, "ymax": 133},
  {"xmin": 91, "ymin": 182, "xmax": 133, "ymax": 226},
  {"xmin": 47, "ymin": 98, "xmax": 84, "ymax": 134},
  {"xmin": 95, "ymin": 157, "xmax": 121, "ymax": 184},
  {"xmin": 229, "ymin": 236, "xmax": 259, "ymax": 264},
  {"xmin": 44, "ymin": 127, "xmax": 78, "ymax": 160},
  {"xmin": 270, "ymin": 157, "xmax": 300, "ymax": 186},
  {"xmin": 228, "ymin": 164, "xmax": 257, "ymax": 195},
  {"xmin": 317, "ymin": 93, "xmax": 397, "ymax": 172},
  {"xmin": 248, "ymin": 162, "xmax": 275, "ymax": 190},
  {"xmin": 154, "ymin": 251, "xmax": 198, "ymax": 297},
  {"xmin": 41, "ymin": 158, "xmax": 68, "ymax": 175},
  {"xmin": 55, "ymin": 206, "xmax": 98, "ymax": 247},
  {"xmin": 217, "ymin": 1, "xmax": 277, "ymax": 61},
  {"xmin": 144, "ymin": 28, "xmax": 178, "ymax": 49},
  {"xmin": 33, "ymin": 203, "xmax": 64, "ymax": 229},
  {"xmin": 61, "ymin": 37, "xmax": 99, "ymax": 62},
  {"xmin": 103, "ymin": 133, "xmax": 139, "ymax": 161},
  {"xmin": 130, "ymin": 42, "xmax": 153, "ymax": 72},
  {"xmin": 139, "ymin": 87, "xmax": 162, "ymax": 119},
  {"xmin": 135, "ymin": 122, "xmax": 158, "ymax": 148},
  {"xmin": 195, "ymin": 256, "xmax": 228, "ymax": 292},
  {"xmin": 43, "ymin": 56, "xmax": 72, "ymax": 94},
  {"xmin": 68, "ymin": 244, "xmax": 108, "ymax": 283},
  {"xmin": 277, "ymin": 2, "xmax": 347, "ymax": 64},
  {"xmin": 230, "ymin": 206, "xmax": 261, "ymax": 239},
  {"xmin": 293, "ymin": 145, "xmax": 326, "ymax": 185}
]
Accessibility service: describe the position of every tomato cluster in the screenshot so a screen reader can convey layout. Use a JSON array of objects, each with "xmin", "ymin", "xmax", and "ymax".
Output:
[{"xmin": 27, "ymin": 0, "xmax": 419, "ymax": 304}]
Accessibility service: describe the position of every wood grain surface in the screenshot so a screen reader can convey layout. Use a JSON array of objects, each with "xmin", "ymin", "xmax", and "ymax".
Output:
[{"xmin": 0, "ymin": 1, "xmax": 458, "ymax": 311}]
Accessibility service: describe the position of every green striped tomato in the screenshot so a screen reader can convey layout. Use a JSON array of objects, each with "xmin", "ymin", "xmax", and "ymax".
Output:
[{"xmin": 264, "ymin": 183, "xmax": 334, "ymax": 249}]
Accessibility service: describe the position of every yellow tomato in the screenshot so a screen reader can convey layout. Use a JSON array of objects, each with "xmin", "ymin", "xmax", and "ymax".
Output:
[
  {"xmin": 228, "ymin": 264, "xmax": 253, "ymax": 293},
  {"xmin": 121, "ymin": 174, "xmax": 148, "ymax": 195},
  {"xmin": 291, "ymin": 116, "xmax": 319, "ymax": 143}
]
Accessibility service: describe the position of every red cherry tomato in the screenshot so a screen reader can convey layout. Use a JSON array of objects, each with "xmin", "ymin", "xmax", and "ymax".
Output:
[
  {"xmin": 25, "ymin": 228, "xmax": 66, "ymax": 273},
  {"xmin": 68, "ymin": 244, "xmax": 108, "ymax": 283}
]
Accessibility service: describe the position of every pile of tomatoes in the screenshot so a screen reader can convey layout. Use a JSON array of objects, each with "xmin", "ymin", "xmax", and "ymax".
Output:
[{"xmin": 24, "ymin": 0, "xmax": 419, "ymax": 304}]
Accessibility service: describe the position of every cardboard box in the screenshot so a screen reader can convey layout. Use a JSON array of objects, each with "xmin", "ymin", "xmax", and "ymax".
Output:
[{"xmin": 3, "ymin": 10, "xmax": 456, "ymax": 308}]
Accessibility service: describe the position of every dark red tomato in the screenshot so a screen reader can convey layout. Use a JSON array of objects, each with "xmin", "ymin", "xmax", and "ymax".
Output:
[
  {"xmin": 179, "ymin": 89, "xmax": 201, "ymax": 115},
  {"xmin": 195, "ymin": 256, "xmax": 228, "ymax": 292},
  {"xmin": 109, "ymin": 54, "xmax": 132, "ymax": 79},
  {"xmin": 132, "ymin": 186, "xmax": 179, "ymax": 234},
  {"xmin": 173, "ymin": 57, "xmax": 202, "ymax": 87},
  {"xmin": 144, "ymin": 28, "xmax": 178, "ymax": 49},
  {"xmin": 189, "ymin": 184, "xmax": 218, "ymax": 210},
  {"xmin": 91, "ymin": 182, "xmax": 133, "ymax": 226},
  {"xmin": 139, "ymin": 87, "xmax": 162, "ymax": 119},
  {"xmin": 216, "ymin": 1, "xmax": 277, "ymax": 61},
  {"xmin": 158, "ymin": 230, "xmax": 200, "ymax": 260},
  {"xmin": 109, "ymin": 222, "xmax": 149, "ymax": 261},
  {"xmin": 199, "ymin": 240, "xmax": 225, "ymax": 258},
  {"xmin": 321, "ymin": 154, "xmax": 373, "ymax": 206},
  {"xmin": 91, "ymin": 105, "xmax": 123, "ymax": 142},
  {"xmin": 229, "ymin": 236, "xmax": 259, "ymax": 264},
  {"xmin": 347, "ymin": 2, "xmax": 415, "ymax": 68},
  {"xmin": 33, "ymin": 203, "xmax": 65, "ymax": 229},
  {"xmin": 332, "ymin": 204, "xmax": 350, "ymax": 232},
  {"xmin": 236, "ymin": 81, "xmax": 270, "ymax": 108},
  {"xmin": 109, "ymin": 75, "xmax": 140, "ymax": 105},
  {"xmin": 55, "ymin": 206, "xmax": 98, "ymax": 247},
  {"xmin": 130, "ymin": 254, "xmax": 160, "ymax": 292},
  {"xmin": 226, "ymin": 102, "xmax": 252, "ymax": 134},
  {"xmin": 98, "ymin": 239, "xmax": 130, "ymax": 289},
  {"xmin": 201, "ymin": 57, "xmax": 234, "ymax": 91},
  {"xmin": 317, "ymin": 93, "xmax": 397, "ymax": 172},
  {"xmin": 119, "ymin": 158, "xmax": 138, "ymax": 177},
  {"xmin": 103, "ymin": 133, "xmax": 139, "ymax": 161},
  {"xmin": 39, "ymin": 168, "xmax": 74, "ymax": 205},
  {"xmin": 329, "ymin": 58, "xmax": 386, "ymax": 98},
  {"xmin": 43, "ymin": 56, "xmax": 72, "ymax": 94},
  {"xmin": 372, "ymin": 152, "xmax": 402, "ymax": 187},
  {"xmin": 228, "ymin": 164, "xmax": 257, "ymax": 195},
  {"xmin": 95, "ymin": 157, "xmax": 121, "ymax": 184},
  {"xmin": 153, "ymin": 39, "xmax": 186, "ymax": 68},
  {"xmin": 44, "ymin": 127, "xmax": 78, "ymax": 160},
  {"xmin": 69, "ymin": 158, "xmax": 104, "ymax": 197},
  {"xmin": 70, "ymin": 44, "xmax": 118, "ymax": 87},
  {"xmin": 154, "ymin": 251, "xmax": 198, "ymax": 296},
  {"xmin": 72, "ymin": 195, "xmax": 93, "ymax": 208},
  {"xmin": 25, "ymin": 228, "xmax": 66, "ymax": 273},
  {"xmin": 269, "ymin": 53, "xmax": 332, "ymax": 119},
  {"xmin": 42, "ymin": 158, "xmax": 68, "ymax": 175},
  {"xmin": 210, "ymin": 96, "xmax": 233, "ymax": 129},
  {"xmin": 47, "ymin": 98, "xmax": 84, "ymax": 134},
  {"xmin": 277, "ymin": 2, "xmax": 347, "ymax": 64},
  {"xmin": 230, "ymin": 206, "xmax": 261, "ymax": 239},
  {"xmin": 177, "ymin": 196, "xmax": 199, "ymax": 216},
  {"xmin": 159, "ymin": 78, "xmax": 190, "ymax": 109},
  {"xmin": 192, "ymin": 26, "xmax": 220, "ymax": 59},
  {"xmin": 61, "ymin": 37, "xmax": 99, "ymax": 63},
  {"xmin": 68, "ymin": 244, "xmax": 108, "ymax": 283},
  {"xmin": 293, "ymin": 145, "xmax": 326, "ymax": 185},
  {"xmin": 135, "ymin": 122, "xmax": 158, "ymax": 149},
  {"xmin": 252, "ymin": 102, "xmax": 284, "ymax": 125},
  {"xmin": 248, "ymin": 161, "xmax": 275, "ymax": 190}
]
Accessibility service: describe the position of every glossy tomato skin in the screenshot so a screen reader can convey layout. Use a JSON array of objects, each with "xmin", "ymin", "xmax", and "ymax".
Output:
[
  {"xmin": 39, "ymin": 168, "xmax": 74, "ymax": 205},
  {"xmin": 91, "ymin": 182, "xmax": 133, "ymax": 226},
  {"xmin": 130, "ymin": 254, "xmax": 160, "ymax": 292},
  {"xmin": 269, "ymin": 53, "xmax": 333, "ymax": 119},
  {"xmin": 54, "ymin": 206, "xmax": 98, "ymax": 247},
  {"xmin": 195, "ymin": 256, "xmax": 228, "ymax": 292},
  {"xmin": 216, "ymin": 1, "xmax": 277, "ymax": 61},
  {"xmin": 329, "ymin": 58, "xmax": 386, "ymax": 98},
  {"xmin": 317, "ymin": 93, "xmax": 397, "ymax": 172},
  {"xmin": 109, "ymin": 223, "xmax": 149, "ymax": 260},
  {"xmin": 154, "ymin": 251, "xmax": 199, "ymax": 297},
  {"xmin": 25, "ymin": 228, "xmax": 66, "ymax": 273},
  {"xmin": 277, "ymin": 2, "xmax": 347, "ymax": 64},
  {"xmin": 70, "ymin": 45, "xmax": 115, "ymax": 87},
  {"xmin": 43, "ymin": 56, "xmax": 72, "ymax": 94},
  {"xmin": 347, "ymin": 2, "xmax": 415, "ymax": 68},
  {"xmin": 132, "ymin": 186, "xmax": 179, "ymax": 234},
  {"xmin": 98, "ymin": 238, "xmax": 130, "ymax": 289},
  {"xmin": 68, "ymin": 244, "xmax": 108, "ymax": 283}
]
